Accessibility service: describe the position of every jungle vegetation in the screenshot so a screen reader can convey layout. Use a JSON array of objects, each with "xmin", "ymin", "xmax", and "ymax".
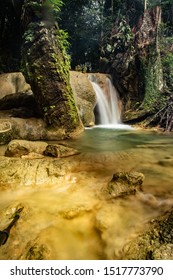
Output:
[{"xmin": 0, "ymin": 0, "xmax": 173, "ymax": 130}]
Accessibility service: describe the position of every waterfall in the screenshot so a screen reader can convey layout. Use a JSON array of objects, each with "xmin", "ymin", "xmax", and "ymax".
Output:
[{"xmin": 89, "ymin": 75, "xmax": 122, "ymax": 127}]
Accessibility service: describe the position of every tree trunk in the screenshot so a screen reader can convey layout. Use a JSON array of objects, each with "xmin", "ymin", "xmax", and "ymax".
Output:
[
  {"xmin": 144, "ymin": 0, "xmax": 147, "ymax": 11},
  {"xmin": 136, "ymin": 6, "xmax": 163, "ymax": 111},
  {"xmin": 21, "ymin": 0, "xmax": 83, "ymax": 137},
  {"xmin": 170, "ymin": 1, "xmax": 173, "ymax": 27}
]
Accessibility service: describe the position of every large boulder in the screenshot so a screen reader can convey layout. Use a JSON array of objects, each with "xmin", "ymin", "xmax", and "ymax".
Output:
[
  {"xmin": 0, "ymin": 112, "xmax": 81, "ymax": 142},
  {"xmin": 0, "ymin": 120, "xmax": 13, "ymax": 145},
  {"xmin": 0, "ymin": 72, "xmax": 31, "ymax": 99},
  {"xmin": 5, "ymin": 139, "xmax": 48, "ymax": 157},
  {"xmin": 70, "ymin": 71, "xmax": 97, "ymax": 127}
]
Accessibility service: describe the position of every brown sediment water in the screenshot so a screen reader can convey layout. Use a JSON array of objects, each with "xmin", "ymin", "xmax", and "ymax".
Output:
[{"xmin": 0, "ymin": 128, "xmax": 173, "ymax": 260}]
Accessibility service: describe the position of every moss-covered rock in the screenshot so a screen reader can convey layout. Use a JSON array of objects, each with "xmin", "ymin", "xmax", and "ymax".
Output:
[
  {"xmin": 44, "ymin": 143, "xmax": 80, "ymax": 158},
  {"xmin": 122, "ymin": 207, "xmax": 173, "ymax": 260},
  {"xmin": 0, "ymin": 121, "xmax": 13, "ymax": 144},
  {"xmin": 102, "ymin": 171, "xmax": 144, "ymax": 199},
  {"xmin": 21, "ymin": 242, "xmax": 49, "ymax": 260}
]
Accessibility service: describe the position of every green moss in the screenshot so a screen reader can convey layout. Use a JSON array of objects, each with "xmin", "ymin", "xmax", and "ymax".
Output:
[
  {"xmin": 160, "ymin": 37, "xmax": 173, "ymax": 91},
  {"xmin": 141, "ymin": 47, "xmax": 164, "ymax": 111},
  {"xmin": 21, "ymin": 17, "xmax": 81, "ymax": 133}
]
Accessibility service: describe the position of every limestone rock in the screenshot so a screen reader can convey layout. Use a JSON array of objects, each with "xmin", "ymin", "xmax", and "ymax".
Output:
[
  {"xmin": 0, "ymin": 156, "xmax": 68, "ymax": 186},
  {"xmin": 5, "ymin": 140, "xmax": 48, "ymax": 157},
  {"xmin": 44, "ymin": 143, "xmax": 80, "ymax": 158},
  {"xmin": 0, "ymin": 72, "xmax": 31, "ymax": 99},
  {"xmin": 103, "ymin": 171, "xmax": 144, "ymax": 198},
  {"xmin": 70, "ymin": 71, "xmax": 97, "ymax": 127},
  {"xmin": 0, "ymin": 120, "xmax": 13, "ymax": 144},
  {"xmin": 0, "ymin": 113, "xmax": 81, "ymax": 141}
]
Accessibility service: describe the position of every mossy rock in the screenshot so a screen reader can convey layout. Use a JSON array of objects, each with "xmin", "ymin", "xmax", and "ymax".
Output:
[
  {"xmin": 0, "ymin": 121, "xmax": 13, "ymax": 144},
  {"xmin": 103, "ymin": 171, "xmax": 144, "ymax": 199},
  {"xmin": 122, "ymin": 207, "xmax": 173, "ymax": 260},
  {"xmin": 21, "ymin": 242, "xmax": 49, "ymax": 260}
]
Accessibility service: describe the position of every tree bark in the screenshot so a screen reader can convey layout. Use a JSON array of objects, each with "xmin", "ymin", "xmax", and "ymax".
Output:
[
  {"xmin": 135, "ymin": 6, "xmax": 163, "ymax": 110},
  {"xmin": 21, "ymin": 0, "xmax": 83, "ymax": 136}
]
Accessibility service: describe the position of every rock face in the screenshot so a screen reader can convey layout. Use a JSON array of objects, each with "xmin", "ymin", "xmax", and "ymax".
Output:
[
  {"xmin": 70, "ymin": 71, "xmax": 97, "ymax": 127},
  {"xmin": 0, "ymin": 72, "xmax": 31, "ymax": 99},
  {"xmin": 0, "ymin": 91, "xmax": 40, "ymax": 118},
  {"xmin": 122, "ymin": 208, "xmax": 173, "ymax": 260},
  {"xmin": 103, "ymin": 172, "xmax": 145, "ymax": 199},
  {"xmin": 0, "ymin": 114, "xmax": 62, "ymax": 142},
  {"xmin": 0, "ymin": 121, "xmax": 12, "ymax": 145}
]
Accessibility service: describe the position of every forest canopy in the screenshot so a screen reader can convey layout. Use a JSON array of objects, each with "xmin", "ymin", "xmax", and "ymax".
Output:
[
  {"xmin": 0, "ymin": 0, "xmax": 173, "ymax": 130},
  {"xmin": 0, "ymin": 0, "xmax": 172, "ymax": 72}
]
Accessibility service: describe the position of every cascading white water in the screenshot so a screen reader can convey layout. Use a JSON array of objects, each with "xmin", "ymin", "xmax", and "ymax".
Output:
[
  {"xmin": 92, "ymin": 78, "xmax": 120, "ymax": 125},
  {"xmin": 88, "ymin": 75, "xmax": 132, "ymax": 129},
  {"xmin": 89, "ymin": 75, "xmax": 121, "ymax": 126}
]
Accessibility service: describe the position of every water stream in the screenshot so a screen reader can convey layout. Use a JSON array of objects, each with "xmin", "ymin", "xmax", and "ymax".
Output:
[
  {"xmin": 89, "ymin": 75, "xmax": 131, "ymax": 129},
  {"xmin": 0, "ymin": 128, "xmax": 173, "ymax": 260}
]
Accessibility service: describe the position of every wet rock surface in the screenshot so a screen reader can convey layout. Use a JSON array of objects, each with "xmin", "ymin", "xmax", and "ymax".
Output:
[
  {"xmin": 0, "ymin": 121, "xmax": 12, "ymax": 144},
  {"xmin": 70, "ymin": 71, "xmax": 97, "ymax": 127},
  {"xmin": 44, "ymin": 143, "xmax": 80, "ymax": 158},
  {"xmin": 121, "ymin": 208, "xmax": 173, "ymax": 260},
  {"xmin": 103, "ymin": 171, "xmax": 144, "ymax": 199},
  {"xmin": 0, "ymin": 132, "xmax": 173, "ymax": 260},
  {"xmin": 5, "ymin": 140, "xmax": 48, "ymax": 157},
  {"xmin": 0, "ymin": 72, "xmax": 31, "ymax": 99}
]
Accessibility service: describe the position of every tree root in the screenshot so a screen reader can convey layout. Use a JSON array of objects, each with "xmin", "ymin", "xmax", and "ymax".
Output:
[{"xmin": 146, "ymin": 95, "xmax": 173, "ymax": 131}]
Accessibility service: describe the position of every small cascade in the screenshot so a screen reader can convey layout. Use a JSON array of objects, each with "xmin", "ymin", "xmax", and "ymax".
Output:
[{"xmin": 88, "ymin": 74, "xmax": 122, "ymax": 127}]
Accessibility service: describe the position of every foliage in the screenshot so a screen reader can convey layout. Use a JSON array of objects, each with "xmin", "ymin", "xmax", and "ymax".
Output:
[
  {"xmin": 43, "ymin": 0, "xmax": 63, "ymax": 19},
  {"xmin": 47, "ymin": 0, "xmax": 63, "ymax": 13},
  {"xmin": 146, "ymin": 95, "xmax": 173, "ymax": 131},
  {"xmin": 59, "ymin": 0, "xmax": 103, "ymax": 70},
  {"xmin": 56, "ymin": 29, "xmax": 71, "ymax": 69},
  {"xmin": 160, "ymin": 36, "xmax": 173, "ymax": 91},
  {"xmin": 148, "ymin": 0, "xmax": 171, "ymax": 7}
]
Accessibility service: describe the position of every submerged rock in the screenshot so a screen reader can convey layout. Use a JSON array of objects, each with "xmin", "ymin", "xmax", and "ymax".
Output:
[
  {"xmin": 103, "ymin": 171, "xmax": 144, "ymax": 199},
  {"xmin": 20, "ymin": 241, "xmax": 49, "ymax": 260},
  {"xmin": 158, "ymin": 158, "xmax": 173, "ymax": 167}
]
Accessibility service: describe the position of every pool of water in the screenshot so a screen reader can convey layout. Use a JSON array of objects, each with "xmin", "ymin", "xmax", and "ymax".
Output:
[
  {"xmin": 66, "ymin": 126, "xmax": 173, "ymax": 153},
  {"xmin": 0, "ymin": 127, "xmax": 173, "ymax": 260}
]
